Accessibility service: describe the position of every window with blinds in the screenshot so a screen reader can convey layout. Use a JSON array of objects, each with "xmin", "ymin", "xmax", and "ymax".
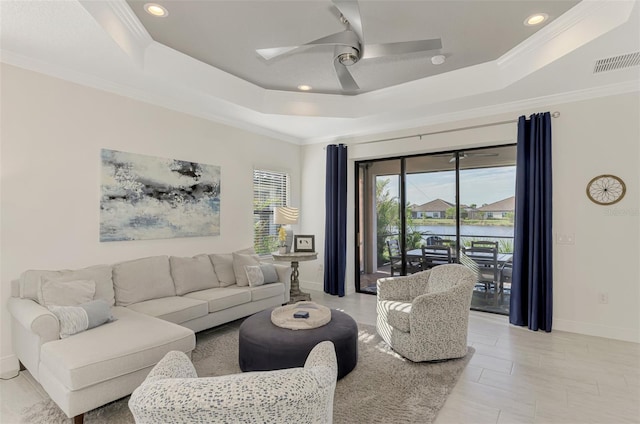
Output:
[{"xmin": 253, "ymin": 169, "xmax": 290, "ymax": 255}]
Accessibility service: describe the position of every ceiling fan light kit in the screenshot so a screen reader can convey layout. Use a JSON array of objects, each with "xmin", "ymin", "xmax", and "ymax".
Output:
[
  {"xmin": 431, "ymin": 55, "xmax": 446, "ymax": 65},
  {"xmin": 256, "ymin": 0, "xmax": 443, "ymax": 93}
]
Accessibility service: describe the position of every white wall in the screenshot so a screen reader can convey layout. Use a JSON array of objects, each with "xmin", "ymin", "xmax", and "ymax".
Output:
[
  {"xmin": 301, "ymin": 92, "xmax": 640, "ymax": 343},
  {"xmin": 0, "ymin": 64, "xmax": 301, "ymax": 377}
]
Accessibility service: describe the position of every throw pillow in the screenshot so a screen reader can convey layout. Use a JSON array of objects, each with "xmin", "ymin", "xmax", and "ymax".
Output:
[
  {"xmin": 38, "ymin": 279, "xmax": 96, "ymax": 307},
  {"xmin": 170, "ymin": 254, "xmax": 219, "ymax": 295},
  {"xmin": 48, "ymin": 299, "xmax": 114, "ymax": 338},
  {"xmin": 245, "ymin": 265, "xmax": 265, "ymax": 287},
  {"xmin": 232, "ymin": 253, "xmax": 261, "ymax": 287},
  {"xmin": 245, "ymin": 263, "xmax": 279, "ymax": 287},
  {"xmin": 259, "ymin": 263, "xmax": 279, "ymax": 283},
  {"xmin": 52, "ymin": 265, "xmax": 115, "ymax": 306}
]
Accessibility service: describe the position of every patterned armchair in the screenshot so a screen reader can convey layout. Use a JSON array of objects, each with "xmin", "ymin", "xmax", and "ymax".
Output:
[
  {"xmin": 376, "ymin": 264, "xmax": 476, "ymax": 362},
  {"xmin": 129, "ymin": 341, "xmax": 337, "ymax": 424}
]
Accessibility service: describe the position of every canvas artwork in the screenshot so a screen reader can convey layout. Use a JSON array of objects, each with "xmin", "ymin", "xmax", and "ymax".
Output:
[{"xmin": 100, "ymin": 149, "xmax": 220, "ymax": 242}]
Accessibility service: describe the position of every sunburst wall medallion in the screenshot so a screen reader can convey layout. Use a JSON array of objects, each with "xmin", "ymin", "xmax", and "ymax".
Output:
[{"xmin": 586, "ymin": 174, "xmax": 626, "ymax": 205}]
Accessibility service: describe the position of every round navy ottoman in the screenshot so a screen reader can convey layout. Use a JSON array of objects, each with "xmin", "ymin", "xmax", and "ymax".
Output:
[{"xmin": 239, "ymin": 308, "xmax": 358, "ymax": 379}]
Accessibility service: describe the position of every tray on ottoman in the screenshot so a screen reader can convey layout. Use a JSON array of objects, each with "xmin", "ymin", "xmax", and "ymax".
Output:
[{"xmin": 271, "ymin": 301, "xmax": 331, "ymax": 330}]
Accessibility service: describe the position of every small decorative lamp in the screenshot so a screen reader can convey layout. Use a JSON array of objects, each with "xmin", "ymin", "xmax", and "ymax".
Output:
[{"xmin": 274, "ymin": 206, "xmax": 299, "ymax": 253}]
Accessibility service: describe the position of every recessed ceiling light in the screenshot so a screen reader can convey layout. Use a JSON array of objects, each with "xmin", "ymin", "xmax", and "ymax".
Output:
[
  {"xmin": 524, "ymin": 13, "xmax": 548, "ymax": 26},
  {"xmin": 431, "ymin": 55, "xmax": 446, "ymax": 65},
  {"xmin": 144, "ymin": 3, "xmax": 168, "ymax": 17},
  {"xmin": 297, "ymin": 85, "xmax": 312, "ymax": 91}
]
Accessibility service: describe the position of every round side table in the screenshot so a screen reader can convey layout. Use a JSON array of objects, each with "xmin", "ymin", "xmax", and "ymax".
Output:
[{"xmin": 272, "ymin": 251, "xmax": 317, "ymax": 303}]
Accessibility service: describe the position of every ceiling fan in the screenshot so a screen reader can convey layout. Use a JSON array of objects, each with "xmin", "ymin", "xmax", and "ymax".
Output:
[
  {"xmin": 255, "ymin": 0, "xmax": 443, "ymax": 92},
  {"xmin": 436, "ymin": 152, "xmax": 500, "ymax": 163}
]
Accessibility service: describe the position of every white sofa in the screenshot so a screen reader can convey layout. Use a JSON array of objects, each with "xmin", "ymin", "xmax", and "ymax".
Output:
[
  {"xmin": 7, "ymin": 251, "xmax": 292, "ymax": 422},
  {"xmin": 129, "ymin": 341, "xmax": 338, "ymax": 424}
]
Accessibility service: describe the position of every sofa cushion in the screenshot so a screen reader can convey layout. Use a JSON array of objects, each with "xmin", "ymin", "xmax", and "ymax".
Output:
[
  {"xmin": 249, "ymin": 282, "xmax": 284, "ymax": 302},
  {"xmin": 233, "ymin": 253, "xmax": 260, "ymax": 287},
  {"xmin": 39, "ymin": 307, "xmax": 195, "ymax": 391},
  {"xmin": 183, "ymin": 287, "xmax": 251, "ymax": 313},
  {"xmin": 209, "ymin": 248, "xmax": 256, "ymax": 287},
  {"xmin": 385, "ymin": 301, "xmax": 412, "ymax": 333},
  {"xmin": 209, "ymin": 254, "xmax": 235, "ymax": 287},
  {"xmin": 113, "ymin": 256, "xmax": 176, "ymax": 306},
  {"xmin": 170, "ymin": 255, "xmax": 219, "ymax": 295},
  {"xmin": 38, "ymin": 279, "xmax": 95, "ymax": 307},
  {"xmin": 126, "ymin": 296, "xmax": 208, "ymax": 324}
]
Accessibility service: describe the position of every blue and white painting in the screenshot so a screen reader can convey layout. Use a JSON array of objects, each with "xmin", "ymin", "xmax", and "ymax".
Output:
[{"xmin": 100, "ymin": 149, "xmax": 220, "ymax": 242}]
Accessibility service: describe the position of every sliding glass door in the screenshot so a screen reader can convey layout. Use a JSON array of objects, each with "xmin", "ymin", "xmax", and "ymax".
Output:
[
  {"xmin": 355, "ymin": 145, "xmax": 516, "ymax": 315},
  {"xmin": 357, "ymin": 159, "xmax": 401, "ymax": 294}
]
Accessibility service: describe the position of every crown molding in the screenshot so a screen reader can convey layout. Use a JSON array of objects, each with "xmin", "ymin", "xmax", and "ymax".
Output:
[
  {"xmin": 497, "ymin": 0, "xmax": 633, "ymax": 69},
  {"xmin": 78, "ymin": 0, "xmax": 152, "ymax": 68},
  {"xmin": 301, "ymin": 80, "xmax": 640, "ymax": 145}
]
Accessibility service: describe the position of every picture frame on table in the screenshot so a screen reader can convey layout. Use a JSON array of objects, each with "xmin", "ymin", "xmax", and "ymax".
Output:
[{"xmin": 294, "ymin": 235, "xmax": 315, "ymax": 252}]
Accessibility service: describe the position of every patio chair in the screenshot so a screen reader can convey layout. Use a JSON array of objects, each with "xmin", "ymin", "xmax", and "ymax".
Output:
[
  {"xmin": 471, "ymin": 240, "xmax": 499, "ymax": 249},
  {"xmin": 498, "ymin": 256, "xmax": 513, "ymax": 298},
  {"xmin": 387, "ymin": 239, "xmax": 421, "ymax": 276},
  {"xmin": 460, "ymin": 246, "xmax": 499, "ymax": 292},
  {"xmin": 421, "ymin": 245, "xmax": 452, "ymax": 269}
]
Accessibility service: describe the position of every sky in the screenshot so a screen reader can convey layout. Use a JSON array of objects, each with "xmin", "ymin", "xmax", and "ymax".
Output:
[{"xmin": 381, "ymin": 166, "xmax": 516, "ymax": 207}]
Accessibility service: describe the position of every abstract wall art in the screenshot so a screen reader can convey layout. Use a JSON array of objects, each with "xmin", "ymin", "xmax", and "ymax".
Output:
[{"xmin": 100, "ymin": 149, "xmax": 221, "ymax": 242}]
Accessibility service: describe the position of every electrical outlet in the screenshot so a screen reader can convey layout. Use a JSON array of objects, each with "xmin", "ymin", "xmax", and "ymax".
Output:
[
  {"xmin": 557, "ymin": 233, "xmax": 575, "ymax": 245},
  {"xmin": 598, "ymin": 292, "xmax": 609, "ymax": 304}
]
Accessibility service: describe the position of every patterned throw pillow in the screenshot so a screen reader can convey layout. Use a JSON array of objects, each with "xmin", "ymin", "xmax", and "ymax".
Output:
[
  {"xmin": 48, "ymin": 299, "xmax": 114, "ymax": 338},
  {"xmin": 245, "ymin": 265, "xmax": 265, "ymax": 287},
  {"xmin": 245, "ymin": 264, "xmax": 279, "ymax": 287}
]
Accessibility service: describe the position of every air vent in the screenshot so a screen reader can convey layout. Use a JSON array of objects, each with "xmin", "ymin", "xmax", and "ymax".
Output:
[{"xmin": 593, "ymin": 52, "xmax": 640, "ymax": 74}]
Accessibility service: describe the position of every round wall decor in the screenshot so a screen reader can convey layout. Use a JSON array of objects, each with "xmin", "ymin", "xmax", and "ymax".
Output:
[{"xmin": 586, "ymin": 174, "xmax": 626, "ymax": 205}]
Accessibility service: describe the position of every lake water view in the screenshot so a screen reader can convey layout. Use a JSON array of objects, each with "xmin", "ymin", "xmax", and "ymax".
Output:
[{"xmin": 415, "ymin": 225, "xmax": 514, "ymax": 238}]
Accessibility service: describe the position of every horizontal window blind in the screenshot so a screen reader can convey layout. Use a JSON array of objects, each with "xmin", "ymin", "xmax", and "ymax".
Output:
[{"xmin": 253, "ymin": 169, "xmax": 289, "ymax": 255}]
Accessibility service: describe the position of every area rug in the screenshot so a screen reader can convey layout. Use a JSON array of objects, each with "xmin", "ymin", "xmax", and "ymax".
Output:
[{"xmin": 20, "ymin": 323, "xmax": 473, "ymax": 424}]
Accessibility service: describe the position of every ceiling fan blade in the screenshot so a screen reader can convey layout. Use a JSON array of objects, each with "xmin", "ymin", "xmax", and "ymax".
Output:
[
  {"xmin": 256, "ymin": 46, "xmax": 300, "ymax": 60},
  {"xmin": 332, "ymin": 0, "xmax": 364, "ymax": 42},
  {"xmin": 256, "ymin": 31, "xmax": 359, "ymax": 60},
  {"xmin": 362, "ymin": 38, "xmax": 442, "ymax": 60},
  {"xmin": 334, "ymin": 60, "xmax": 359, "ymax": 91}
]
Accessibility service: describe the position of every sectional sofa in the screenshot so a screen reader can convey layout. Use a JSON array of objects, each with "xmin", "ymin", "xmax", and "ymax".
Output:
[{"xmin": 7, "ymin": 250, "xmax": 292, "ymax": 422}]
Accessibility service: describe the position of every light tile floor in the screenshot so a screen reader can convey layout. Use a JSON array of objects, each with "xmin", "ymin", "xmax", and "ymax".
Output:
[{"xmin": 1, "ymin": 290, "xmax": 639, "ymax": 423}]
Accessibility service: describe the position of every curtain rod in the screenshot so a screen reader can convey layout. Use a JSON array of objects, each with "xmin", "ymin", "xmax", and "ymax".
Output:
[{"xmin": 325, "ymin": 111, "xmax": 560, "ymax": 148}]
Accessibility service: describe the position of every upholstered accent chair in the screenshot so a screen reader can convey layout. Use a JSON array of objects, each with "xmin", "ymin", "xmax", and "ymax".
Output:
[
  {"xmin": 376, "ymin": 264, "xmax": 476, "ymax": 362},
  {"xmin": 129, "ymin": 341, "xmax": 337, "ymax": 424}
]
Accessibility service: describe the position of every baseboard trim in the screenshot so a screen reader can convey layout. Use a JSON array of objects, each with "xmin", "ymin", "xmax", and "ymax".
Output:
[
  {"xmin": 300, "ymin": 280, "xmax": 357, "ymax": 297},
  {"xmin": 554, "ymin": 319, "xmax": 640, "ymax": 343},
  {"xmin": 300, "ymin": 280, "xmax": 323, "ymax": 293},
  {"xmin": 0, "ymin": 354, "xmax": 20, "ymax": 380}
]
